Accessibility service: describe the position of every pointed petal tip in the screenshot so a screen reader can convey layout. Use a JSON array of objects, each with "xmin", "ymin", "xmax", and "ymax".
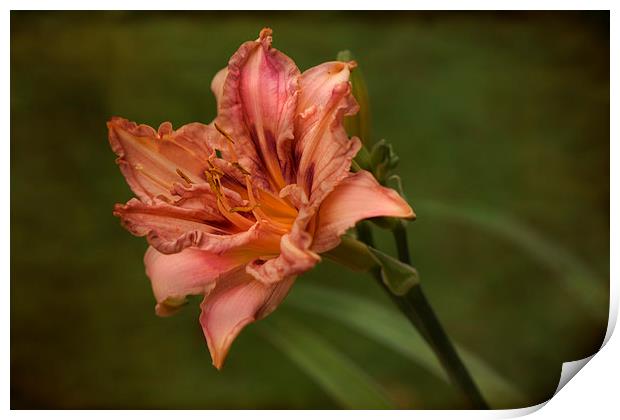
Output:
[
  {"xmin": 199, "ymin": 273, "xmax": 295, "ymax": 371},
  {"xmin": 312, "ymin": 171, "xmax": 416, "ymax": 253},
  {"xmin": 329, "ymin": 60, "xmax": 357, "ymax": 73},
  {"xmin": 154, "ymin": 301, "xmax": 184, "ymax": 317},
  {"xmin": 396, "ymin": 196, "xmax": 416, "ymax": 220},
  {"xmin": 259, "ymin": 27, "xmax": 273, "ymax": 42},
  {"xmin": 106, "ymin": 115, "xmax": 125, "ymax": 128},
  {"xmin": 112, "ymin": 202, "xmax": 123, "ymax": 217},
  {"xmin": 202, "ymin": 309, "xmax": 256, "ymax": 372}
]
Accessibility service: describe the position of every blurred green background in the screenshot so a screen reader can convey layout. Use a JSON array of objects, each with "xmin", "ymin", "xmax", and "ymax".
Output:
[{"xmin": 10, "ymin": 11, "xmax": 609, "ymax": 409}]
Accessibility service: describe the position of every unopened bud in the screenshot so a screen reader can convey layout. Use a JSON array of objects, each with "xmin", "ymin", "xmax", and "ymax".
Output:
[
  {"xmin": 369, "ymin": 139, "xmax": 400, "ymax": 184},
  {"xmin": 337, "ymin": 50, "xmax": 372, "ymax": 146}
]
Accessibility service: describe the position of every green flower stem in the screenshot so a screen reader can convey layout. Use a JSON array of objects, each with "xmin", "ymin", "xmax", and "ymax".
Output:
[
  {"xmin": 388, "ymin": 222, "xmax": 489, "ymax": 409},
  {"xmin": 329, "ymin": 224, "xmax": 489, "ymax": 409},
  {"xmin": 405, "ymin": 284, "xmax": 489, "ymax": 408},
  {"xmin": 393, "ymin": 220, "xmax": 412, "ymax": 264}
]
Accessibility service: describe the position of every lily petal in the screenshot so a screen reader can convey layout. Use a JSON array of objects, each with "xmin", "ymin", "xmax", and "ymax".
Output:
[
  {"xmin": 312, "ymin": 170, "xmax": 415, "ymax": 253},
  {"xmin": 217, "ymin": 28, "xmax": 300, "ymax": 191},
  {"xmin": 114, "ymin": 198, "xmax": 271, "ymax": 255},
  {"xmin": 144, "ymin": 246, "xmax": 246, "ymax": 317},
  {"xmin": 199, "ymin": 270, "xmax": 295, "ymax": 369},
  {"xmin": 295, "ymin": 74, "xmax": 361, "ymax": 206},
  {"xmin": 297, "ymin": 61, "xmax": 357, "ymax": 116},
  {"xmin": 246, "ymin": 229, "xmax": 320, "ymax": 284},
  {"xmin": 108, "ymin": 117, "xmax": 218, "ymax": 202},
  {"xmin": 246, "ymin": 182, "xmax": 319, "ymax": 285},
  {"xmin": 210, "ymin": 67, "xmax": 228, "ymax": 106}
]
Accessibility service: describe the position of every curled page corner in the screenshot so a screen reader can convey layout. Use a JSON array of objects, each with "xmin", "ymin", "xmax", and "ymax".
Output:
[
  {"xmin": 548, "ymin": 295, "xmax": 616, "ymax": 402},
  {"xmin": 554, "ymin": 355, "xmax": 595, "ymax": 395},
  {"xmin": 505, "ymin": 352, "xmax": 601, "ymax": 416},
  {"xmin": 505, "ymin": 292, "xmax": 616, "ymax": 417}
]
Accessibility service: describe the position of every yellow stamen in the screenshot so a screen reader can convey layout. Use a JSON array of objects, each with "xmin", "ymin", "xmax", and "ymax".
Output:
[
  {"xmin": 205, "ymin": 167, "xmax": 251, "ymax": 229},
  {"xmin": 204, "ymin": 170, "xmax": 224, "ymax": 200},
  {"xmin": 215, "ymin": 198, "xmax": 254, "ymax": 230},
  {"xmin": 210, "ymin": 123, "xmax": 296, "ymax": 231}
]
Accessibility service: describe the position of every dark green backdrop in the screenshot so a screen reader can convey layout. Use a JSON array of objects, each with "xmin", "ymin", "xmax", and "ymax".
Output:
[{"xmin": 11, "ymin": 11, "xmax": 609, "ymax": 409}]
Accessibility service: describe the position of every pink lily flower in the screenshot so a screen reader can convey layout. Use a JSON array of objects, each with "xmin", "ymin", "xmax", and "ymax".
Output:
[{"xmin": 108, "ymin": 28, "xmax": 414, "ymax": 369}]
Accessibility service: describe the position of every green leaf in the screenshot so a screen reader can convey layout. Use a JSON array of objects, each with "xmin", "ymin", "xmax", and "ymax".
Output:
[
  {"xmin": 287, "ymin": 284, "xmax": 529, "ymax": 408},
  {"xmin": 418, "ymin": 199, "xmax": 607, "ymax": 319},
  {"xmin": 258, "ymin": 317, "xmax": 395, "ymax": 409}
]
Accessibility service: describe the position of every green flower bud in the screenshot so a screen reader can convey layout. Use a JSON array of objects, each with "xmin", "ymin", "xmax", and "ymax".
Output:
[
  {"xmin": 337, "ymin": 50, "xmax": 372, "ymax": 146},
  {"xmin": 370, "ymin": 139, "xmax": 400, "ymax": 184}
]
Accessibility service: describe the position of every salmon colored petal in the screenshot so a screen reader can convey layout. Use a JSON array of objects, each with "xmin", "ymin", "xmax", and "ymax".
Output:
[
  {"xmin": 297, "ymin": 61, "xmax": 357, "ymax": 117},
  {"xmin": 312, "ymin": 170, "xmax": 415, "ymax": 253},
  {"xmin": 246, "ymin": 230, "xmax": 320, "ymax": 284},
  {"xmin": 114, "ymin": 198, "xmax": 268, "ymax": 254},
  {"xmin": 169, "ymin": 182, "xmax": 239, "ymax": 219},
  {"xmin": 295, "ymin": 78, "xmax": 361, "ymax": 206},
  {"xmin": 199, "ymin": 270, "xmax": 294, "ymax": 369},
  {"xmin": 108, "ymin": 117, "xmax": 218, "ymax": 202},
  {"xmin": 216, "ymin": 28, "xmax": 301, "ymax": 191},
  {"xmin": 144, "ymin": 246, "xmax": 246, "ymax": 317},
  {"xmin": 210, "ymin": 67, "xmax": 228, "ymax": 106}
]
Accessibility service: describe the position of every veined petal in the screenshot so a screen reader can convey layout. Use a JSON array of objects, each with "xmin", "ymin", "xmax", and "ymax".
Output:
[
  {"xmin": 144, "ymin": 246, "xmax": 245, "ymax": 317},
  {"xmin": 108, "ymin": 117, "xmax": 218, "ymax": 202},
  {"xmin": 170, "ymin": 182, "xmax": 236, "ymax": 219},
  {"xmin": 297, "ymin": 61, "xmax": 357, "ymax": 117},
  {"xmin": 199, "ymin": 270, "xmax": 295, "ymax": 369},
  {"xmin": 295, "ymin": 77, "xmax": 361, "ymax": 206},
  {"xmin": 114, "ymin": 198, "xmax": 273, "ymax": 255},
  {"xmin": 312, "ymin": 170, "xmax": 415, "ymax": 253},
  {"xmin": 216, "ymin": 28, "xmax": 301, "ymax": 191}
]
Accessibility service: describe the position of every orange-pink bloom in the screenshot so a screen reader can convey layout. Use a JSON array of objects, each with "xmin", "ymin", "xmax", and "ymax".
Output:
[{"xmin": 108, "ymin": 28, "xmax": 414, "ymax": 369}]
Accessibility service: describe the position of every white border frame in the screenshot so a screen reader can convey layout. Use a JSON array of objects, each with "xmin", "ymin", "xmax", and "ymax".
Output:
[{"xmin": 3, "ymin": 3, "xmax": 616, "ymax": 419}]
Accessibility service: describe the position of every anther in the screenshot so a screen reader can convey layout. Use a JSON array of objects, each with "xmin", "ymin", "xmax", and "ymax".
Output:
[
  {"xmin": 232, "ymin": 161, "xmax": 251, "ymax": 176},
  {"xmin": 229, "ymin": 203, "xmax": 260, "ymax": 213},
  {"xmin": 206, "ymin": 160, "xmax": 225, "ymax": 176},
  {"xmin": 214, "ymin": 123, "xmax": 239, "ymax": 161},
  {"xmin": 176, "ymin": 168, "xmax": 193, "ymax": 185},
  {"xmin": 214, "ymin": 123, "xmax": 235, "ymax": 144}
]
